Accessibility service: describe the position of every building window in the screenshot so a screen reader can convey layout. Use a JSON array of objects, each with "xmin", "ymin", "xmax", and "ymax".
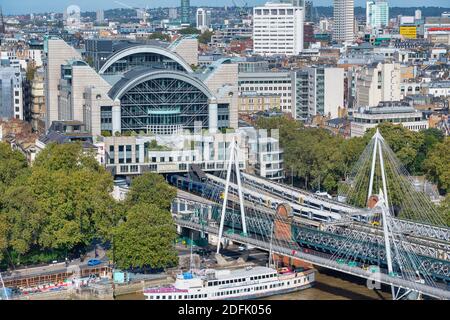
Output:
[
  {"xmin": 118, "ymin": 145, "xmax": 124, "ymax": 164},
  {"xmin": 135, "ymin": 145, "xmax": 140, "ymax": 163},
  {"xmin": 101, "ymin": 106, "xmax": 113, "ymax": 134},
  {"xmin": 126, "ymin": 145, "xmax": 132, "ymax": 163},
  {"xmin": 109, "ymin": 146, "xmax": 115, "ymax": 164}
]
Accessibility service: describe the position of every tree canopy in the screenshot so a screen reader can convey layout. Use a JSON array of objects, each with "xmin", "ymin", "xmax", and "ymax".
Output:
[
  {"xmin": 0, "ymin": 142, "xmax": 178, "ymax": 270},
  {"xmin": 126, "ymin": 172, "xmax": 177, "ymax": 210},
  {"xmin": 198, "ymin": 30, "xmax": 214, "ymax": 44},
  {"xmin": 112, "ymin": 203, "xmax": 178, "ymax": 270},
  {"xmin": 178, "ymin": 27, "xmax": 201, "ymax": 35},
  {"xmin": 0, "ymin": 143, "xmax": 116, "ymax": 266}
]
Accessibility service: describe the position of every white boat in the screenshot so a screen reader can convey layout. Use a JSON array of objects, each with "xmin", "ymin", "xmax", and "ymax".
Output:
[{"xmin": 143, "ymin": 266, "xmax": 315, "ymax": 300}]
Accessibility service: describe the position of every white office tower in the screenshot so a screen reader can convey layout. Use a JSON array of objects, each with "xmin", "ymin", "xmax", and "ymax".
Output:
[
  {"xmin": 253, "ymin": 2, "xmax": 304, "ymax": 56},
  {"xmin": 415, "ymin": 9, "xmax": 422, "ymax": 20},
  {"xmin": 333, "ymin": 0, "xmax": 354, "ymax": 43},
  {"xmin": 366, "ymin": 1, "xmax": 389, "ymax": 30},
  {"xmin": 96, "ymin": 9, "xmax": 104, "ymax": 23},
  {"xmin": 196, "ymin": 8, "xmax": 211, "ymax": 31}
]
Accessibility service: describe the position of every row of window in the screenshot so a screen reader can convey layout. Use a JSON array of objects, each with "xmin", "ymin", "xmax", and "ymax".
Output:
[
  {"xmin": 148, "ymin": 293, "xmax": 208, "ymax": 300},
  {"xmin": 254, "ymin": 9, "xmax": 295, "ymax": 16},
  {"xmin": 147, "ymin": 278, "xmax": 307, "ymax": 300},
  {"xmin": 240, "ymin": 87, "xmax": 291, "ymax": 91},
  {"xmin": 208, "ymin": 273, "xmax": 277, "ymax": 287}
]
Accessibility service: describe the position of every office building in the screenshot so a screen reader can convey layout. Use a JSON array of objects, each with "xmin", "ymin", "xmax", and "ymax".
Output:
[
  {"xmin": 0, "ymin": 7, "xmax": 5, "ymax": 34},
  {"xmin": 356, "ymin": 62, "xmax": 401, "ymax": 108},
  {"xmin": 305, "ymin": 1, "xmax": 314, "ymax": 22},
  {"xmin": 238, "ymin": 92, "xmax": 282, "ymax": 113},
  {"xmin": 253, "ymin": 2, "xmax": 305, "ymax": 56},
  {"xmin": 238, "ymin": 71, "xmax": 295, "ymax": 114},
  {"xmin": 333, "ymin": 0, "xmax": 355, "ymax": 43},
  {"xmin": 0, "ymin": 66, "xmax": 24, "ymax": 120},
  {"xmin": 366, "ymin": 1, "xmax": 389, "ymax": 30},
  {"xmin": 44, "ymin": 37, "xmax": 82, "ymax": 129},
  {"xmin": 96, "ymin": 9, "xmax": 104, "ymax": 23},
  {"xmin": 294, "ymin": 67, "xmax": 345, "ymax": 121},
  {"xmin": 180, "ymin": 0, "xmax": 190, "ymax": 25},
  {"xmin": 196, "ymin": 8, "xmax": 211, "ymax": 31},
  {"xmin": 351, "ymin": 101, "xmax": 429, "ymax": 137}
]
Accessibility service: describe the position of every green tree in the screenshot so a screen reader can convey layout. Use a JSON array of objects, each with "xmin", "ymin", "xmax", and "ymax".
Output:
[
  {"xmin": 364, "ymin": 123, "xmax": 423, "ymax": 173},
  {"xmin": 0, "ymin": 185, "xmax": 43, "ymax": 260},
  {"xmin": 0, "ymin": 215, "xmax": 9, "ymax": 263},
  {"xmin": 148, "ymin": 32, "xmax": 171, "ymax": 42},
  {"xmin": 112, "ymin": 203, "xmax": 178, "ymax": 270},
  {"xmin": 126, "ymin": 172, "xmax": 176, "ymax": 210},
  {"xmin": 440, "ymin": 195, "xmax": 450, "ymax": 226},
  {"xmin": 178, "ymin": 27, "xmax": 201, "ymax": 35},
  {"xmin": 198, "ymin": 30, "xmax": 214, "ymax": 44},
  {"xmin": 33, "ymin": 143, "xmax": 101, "ymax": 172},
  {"xmin": 423, "ymin": 137, "xmax": 450, "ymax": 194},
  {"xmin": 0, "ymin": 142, "xmax": 28, "ymax": 187}
]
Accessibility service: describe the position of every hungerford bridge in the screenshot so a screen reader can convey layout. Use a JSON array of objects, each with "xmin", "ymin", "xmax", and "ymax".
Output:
[{"xmin": 172, "ymin": 130, "xmax": 450, "ymax": 300}]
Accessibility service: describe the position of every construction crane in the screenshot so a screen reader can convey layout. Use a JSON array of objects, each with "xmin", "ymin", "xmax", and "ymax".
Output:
[
  {"xmin": 114, "ymin": 1, "xmax": 150, "ymax": 25},
  {"xmin": 231, "ymin": 0, "xmax": 248, "ymax": 18}
]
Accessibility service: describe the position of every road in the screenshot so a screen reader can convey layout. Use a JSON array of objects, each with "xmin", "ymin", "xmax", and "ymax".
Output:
[{"xmin": 1, "ymin": 245, "xmax": 108, "ymax": 282}]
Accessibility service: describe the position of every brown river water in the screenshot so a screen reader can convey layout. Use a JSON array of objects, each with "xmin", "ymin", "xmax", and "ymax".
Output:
[{"xmin": 115, "ymin": 267, "xmax": 392, "ymax": 300}]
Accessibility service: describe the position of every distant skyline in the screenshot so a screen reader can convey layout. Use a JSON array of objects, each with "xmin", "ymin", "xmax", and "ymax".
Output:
[{"xmin": 2, "ymin": 0, "xmax": 450, "ymax": 15}]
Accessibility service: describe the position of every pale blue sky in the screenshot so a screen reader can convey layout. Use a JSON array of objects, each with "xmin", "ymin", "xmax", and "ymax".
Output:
[{"xmin": 1, "ymin": 0, "xmax": 450, "ymax": 15}]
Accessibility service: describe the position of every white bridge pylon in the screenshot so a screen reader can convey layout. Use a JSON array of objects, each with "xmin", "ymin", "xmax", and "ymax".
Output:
[
  {"xmin": 369, "ymin": 129, "xmax": 425, "ymax": 300},
  {"xmin": 216, "ymin": 137, "xmax": 247, "ymax": 254}
]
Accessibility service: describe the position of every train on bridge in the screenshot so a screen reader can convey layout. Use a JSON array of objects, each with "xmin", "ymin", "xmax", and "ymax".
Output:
[{"xmin": 168, "ymin": 174, "xmax": 370, "ymax": 225}]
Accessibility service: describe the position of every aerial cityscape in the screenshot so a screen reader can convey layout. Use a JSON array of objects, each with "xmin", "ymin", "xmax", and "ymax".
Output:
[{"xmin": 0, "ymin": 0, "xmax": 449, "ymax": 304}]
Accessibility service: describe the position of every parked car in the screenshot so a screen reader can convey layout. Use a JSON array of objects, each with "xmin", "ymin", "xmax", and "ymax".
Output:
[{"xmin": 87, "ymin": 259, "xmax": 102, "ymax": 267}]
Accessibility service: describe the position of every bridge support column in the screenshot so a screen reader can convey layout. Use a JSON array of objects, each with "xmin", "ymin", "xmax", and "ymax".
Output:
[{"xmin": 273, "ymin": 204, "xmax": 313, "ymax": 270}]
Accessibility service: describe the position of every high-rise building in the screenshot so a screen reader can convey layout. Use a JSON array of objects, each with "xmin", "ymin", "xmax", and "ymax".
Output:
[
  {"xmin": 415, "ymin": 9, "xmax": 422, "ymax": 20},
  {"xmin": 0, "ymin": 66, "xmax": 24, "ymax": 120},
  {"xmin": 196, "ymin": 8, "xmax": 211, "ymax": 31},
  {"xmin": 44, "ymin": 37, "xmax": 82, "ymax": 129},
  {"xmin": 96, "ymin": 9, "xmax": 104, "ymax": 23},
  {"xmin": 180, "ymin": 0, "xmax": 190, "ymax": 25},
  {"xmin": 253, "ymin": 2, "xmax": 304, "ymax": 56},
  {"xmin": 333, "ymin": 0, "xmax": 354, "ymax": 43},
  {"xmin": 305, "ymin": 1, "xmax": 314, "ymax": 22},
  {"xmin": 366, "ymin": 1, "xmax": 389, "ymax": 30},
  {"xmin": 0, "ymin": 6, "xmax": 5, "ymax": 34},
  {"xmin": 294, "ymin": 67, "xmax": 344, "ymax": 121}
]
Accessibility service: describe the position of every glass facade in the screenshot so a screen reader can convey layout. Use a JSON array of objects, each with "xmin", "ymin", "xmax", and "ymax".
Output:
[
  {"xmin": 103, "ymin": 52, "xmax": 187, "ymax": 75},
  {"xmin": 100, "ymin": 106, "xmax": 113, "ymax": 134},
  {"xmin": 120, "ymin": 77, "xmax": 209, "ymax": 134},
  {"xmin": 217, "ymin": 104, "xmax": 230, "ymax": 129}
]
